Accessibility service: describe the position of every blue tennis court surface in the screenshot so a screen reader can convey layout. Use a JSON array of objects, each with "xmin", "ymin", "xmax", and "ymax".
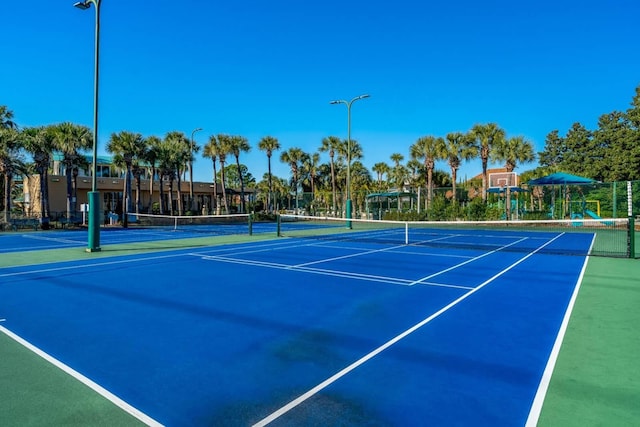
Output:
[
  {"xmin": 0, "ymin": 230, "xmax": 591, "ymax": 426},
  {"xmin": 0, "ymin": 223, "xmax": 274, "ymax": 254}
]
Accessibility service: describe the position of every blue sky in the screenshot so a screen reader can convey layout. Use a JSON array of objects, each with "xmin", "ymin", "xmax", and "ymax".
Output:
[{"xmin": 2, "ymin": 0, "xmax": 639, "ymax": 184}]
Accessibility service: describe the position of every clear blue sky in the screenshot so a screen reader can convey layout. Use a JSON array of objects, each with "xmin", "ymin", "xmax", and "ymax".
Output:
[{"xmin": 2, "ymin": 0, "xmax": 639, "ymax": 184}]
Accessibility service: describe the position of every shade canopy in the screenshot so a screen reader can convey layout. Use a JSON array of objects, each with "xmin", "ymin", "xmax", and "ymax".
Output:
[{"xmin": 527, "ymin": 172, "xmax": 597, "ymax": 186}]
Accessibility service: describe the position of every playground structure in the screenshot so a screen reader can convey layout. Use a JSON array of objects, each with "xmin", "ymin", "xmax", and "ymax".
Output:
[{"xmin": 568, "ymin": 199, "xmax": 601, "ymax": 219}]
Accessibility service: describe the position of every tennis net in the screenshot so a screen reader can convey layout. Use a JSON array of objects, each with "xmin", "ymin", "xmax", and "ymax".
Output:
[
  {"xmin": 127, "ymin": 213, "xmax": 253, "ymax": 235},
  {"xmin": 277, "ymin": 214, "xmax": 634, "ymax": 258}
]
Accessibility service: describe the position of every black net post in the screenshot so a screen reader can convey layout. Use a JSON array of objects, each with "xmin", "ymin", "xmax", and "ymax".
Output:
[
  {"xmin": 248, "ymin": 214, "xmax": 253, "ymax": 236},
  {"xmin": 276, "ymin": 214, "xmax": 281, "ymax": 237},
  {"xmin": 628, "ymin": 216, "xmax": 635, "ymax": 258}
]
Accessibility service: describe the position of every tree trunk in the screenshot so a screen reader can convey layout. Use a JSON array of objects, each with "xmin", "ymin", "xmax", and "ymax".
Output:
[
  {"xmin": 237, "ymin": 157, "xmax": 245, "ymax": 213},
  {"xmin": 3, "ymin": 174, "xmax": 11, "ymax": 223},
  {"xmin": 220, "ymin": 161, "xmax": 228, "ymax": 214},
  {"xmin": 330, "ymin": 158, "xmax": 337, "ymax": 216}
]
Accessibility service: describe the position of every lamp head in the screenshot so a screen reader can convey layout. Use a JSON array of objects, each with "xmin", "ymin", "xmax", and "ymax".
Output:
[
  {"xmin": 356, "ymin": 94, "xmax": 370, "ymax": 100},
  {"xmin": 329, "ymin": 100, "xmax": 343, "ymax": 105},
  {"xmin": 73, "ymin": 1, "xmax": 90, "ymax": 10}
]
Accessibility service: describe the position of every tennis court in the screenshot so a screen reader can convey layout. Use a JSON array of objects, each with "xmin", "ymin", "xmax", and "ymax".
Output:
[{"xmin": 0, "ymin": 218, "xmax": 599, "ymax": 426}]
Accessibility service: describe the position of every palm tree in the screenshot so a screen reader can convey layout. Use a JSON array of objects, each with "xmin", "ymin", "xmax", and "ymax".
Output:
[
  {"xmin": 349, "ymin": 161, "xmax": 372, "ymax": 215},
  {"xmin": 52, "ymin": 122, "xmax": 92, "ymax": 220},
  {"xmin": 319, "ymin": 136, "xmax": 341, "ymax": 216},
  {"xmin": 410, "ymin": 135, "xmax": 444, "ymax": 209},
  {"xmin": 216, "ymin": 134, "xmax": 232, "ymax": 214},
  {"xmin": 302, "ymin": 152, "xmax": 320, "ymax": 212},
  {"xmin": 439, "ymin": 132, "xmax": 475, "ymax": 203},
  {"xmin": 0, "ymin": 127, "xmax": 25, "ymax": 223},
  {"xmin": 155, "ymin": 135, "xmax": 182, "ymax": 215},
  {"xmin": 257, "ymin": 135, "xmax": 280, "ymax": 212},
  {"xmin": 471, "ymin": 123, "xmax": 506, "ymax": 202},
  {"xmin": 493, "ymin": 136, "xmax": 536, "ymax": 173},
  {"xmin": 0, "ymin": 106, "xmax": 17, "ymax": 130},
  {"xmin": 22, "ymin": 126, "xmax": 57, "ymax": 223},
  {"xmin": 227, "ymin": 135, "xmax": 251, "ymax": 213},
  {"xmin": 371, "ymin": 162, "xmax": 390, "ymax": 190},
  {"xmin": 389, "ymin": 153, "xmax": 407, "ymax": 190},
  {"xmin": 107, "ymin": 131, "xmax": 146, "ymax": 226},
  {"xmin": 492, "ymin": 136, "xmax": 536, "ymax": 219},
  {"xmin": 164, "ymin": 131, "xmax": 190, "ymax": 215},
  {"xmin": 203, "ymin": 135, "xmax": 221, "ymax": 214},
  {"xmin": 142, "ymin": 135, "xmax": 161, "ymax": 213},
  {"xmin": 280, "ymin": 147, "xmax": 305, "ymax": 212}
]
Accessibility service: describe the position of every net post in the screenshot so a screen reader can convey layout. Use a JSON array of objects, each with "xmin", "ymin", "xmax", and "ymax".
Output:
[
  {"xmin": 627, "ymin": 181, "xmax": 634, "ymax": 258},
  {"xmin": 405, "ymin": 222, "xmax": 409, "ymax": 245},
  {"xmin": 628, "ymin": 216, "xmax": 635, "ymax": 258},
  {"xmin": 248, "ymin": 213, "xmax": 253, "ymax": 236},
  {"xmin": 276, "ymin": 214, "xmax": 281, "ymax": 237}
]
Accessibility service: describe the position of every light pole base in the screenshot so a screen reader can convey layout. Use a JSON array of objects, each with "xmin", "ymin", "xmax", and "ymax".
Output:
[
  {"xmin": 346, "ymin": 199, "xmax": 352, "ymax": 229},
  {"xmin": 86, "ymin": 191, "xmax": 101, "ymax": 252}
]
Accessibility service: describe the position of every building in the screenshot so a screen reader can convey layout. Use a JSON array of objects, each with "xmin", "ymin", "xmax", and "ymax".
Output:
[{"xmin": 20, "ymin": 154, "xmax": 235, "ymax": 222}]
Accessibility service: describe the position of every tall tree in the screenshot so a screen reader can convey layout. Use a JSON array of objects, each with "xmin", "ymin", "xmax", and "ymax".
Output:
[
  {"xmin": 302, "ymin": 152, "xmax": 320, "ymax": 209},
  {"xmin": 410, "ymin": 136, "xmax": 444, "ymax": 209},
  {"xmin": 471, "ymin": 123, "xmax": 505, "ymax": 202},
  {"xmin": 349, "ymin": 160, "xmax": 373, "ymax": 214},
  {"xmin": 538, "ymin": 130, "xmax": 565, "ymax": 172},
  {"xmin": 203, "ymin": 135, "xmax": 221, "ymax": 214},
  {"xmin": 164, "ymin": 131, "xmax": 190, "ymax": 215},
  {"xmin": 0, "ymin": 127, "xmax": 25, "ymax": 222},
  {"xmin": 389, "ymin": 153, "xmax": 407, "ymax": 190},
  {"xmin": 280, "ymin": 147, "xmax": 305, "ymax": 212},
  {"xmin": 492, "ymin": 135, "xmax": 536, "ymax": 219},
  {"xmin": 319, "ymin": 136, "xmax": 341, "ymax": 216},
  {"xmin": 22, "ymin": 126, "xmax": 57, "ymax": 221},
  {"xmin": 593, "ymin": 111, "xmax": 639, "ymax": 181},
  {"xmin": 142, "ymin": 135, "xmax": 161, "ymax": 213},
  {"xmin": 228, "ymin": 135, "xmax": 251, "ymax": 213},
  {"xmin": 107, "ymin": 131, "xmax": 146, "ymax": 225},
  {"xmin": 52, "ymin": 122, "xmax": 92, "ymax": 220},
  {"xmin": 257, "ymin": 135, "xmax": 280, "ymax": 212},
  {"xmin": 216, "ymin": 134, "xmax": 232, "ymax": 214},
  {"xmin": 439, "ymin": 132, "xmax": 475, "ymax": 203},
  {"xmin": 492, "ymin": 135, "xmax": 536, "ymax": 173},
  {"xmin": 560, "ymin": 123, "xmax": 595, "ymax": 177},
  {"xmin": 0, "ymin": 105, "xmax": 17, "ymax": 130},
  {"xmin": 371, "ymin": 162, "xmax": 390, "ymax": 190}
]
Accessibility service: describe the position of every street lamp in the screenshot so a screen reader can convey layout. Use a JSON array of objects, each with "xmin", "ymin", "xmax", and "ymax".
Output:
[
  {"xmin": 190, "ymin": 127, "xmax": 203, "ymax": 213},
  {"xmin": 74, "ymin": 0, "xmax": 102, "ymax": 252},
  {"xmin": 329, "ymin": 94, "xmax": 370, "ymax": 228}
]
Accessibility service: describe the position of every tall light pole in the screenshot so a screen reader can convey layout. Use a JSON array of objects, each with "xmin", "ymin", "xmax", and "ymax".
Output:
[
  {"xmin": 330, "ymin": 94, "xmax": 370, "ymax": 228},
  {"xmin": 190, "ymin": 127, "xmax": 203, "ymax": 213},
  {"xmin": 74, "ymin": 0, "xmax": 102, "ymax": 252}
]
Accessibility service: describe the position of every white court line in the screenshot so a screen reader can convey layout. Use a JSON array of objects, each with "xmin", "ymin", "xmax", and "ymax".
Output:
[
  {"xmin": 292, "ymin": 244, "xmax": 405, "ymax": 268},
  {"xmin": 408, "ymin": 236, "xmax": 529, "ymax": 286},
  {"xmin": 196, "ymin": 254, "xmax": 414, "ymax": 286},
  {"xmin": 21, "ymin": 234, "xmax": 83, "ymax": 244},
  {"xmin": 525, "ymin": 233, "xmax": 596, "ymax": 426},
  {"xmin": 253, "ymin": 232, "xmax": 566, "ymax": 426},
  {"xmin": 0, "ymin": 325, "xmax": 163, "ymax": 427},
  {"xmin": 311, "ymin": 243, "xmax": 474, "ymax": 259},
  {"xmin": 0, "ymin": 239, "xmax": 322, "ymax": 277},
  {"xmin": 415, "ymin": 281, "xmax": 475, "ymax": 290},
  {"xmin": 0, "ymin": 252, "xmax": 188, "ymax": 278}
]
